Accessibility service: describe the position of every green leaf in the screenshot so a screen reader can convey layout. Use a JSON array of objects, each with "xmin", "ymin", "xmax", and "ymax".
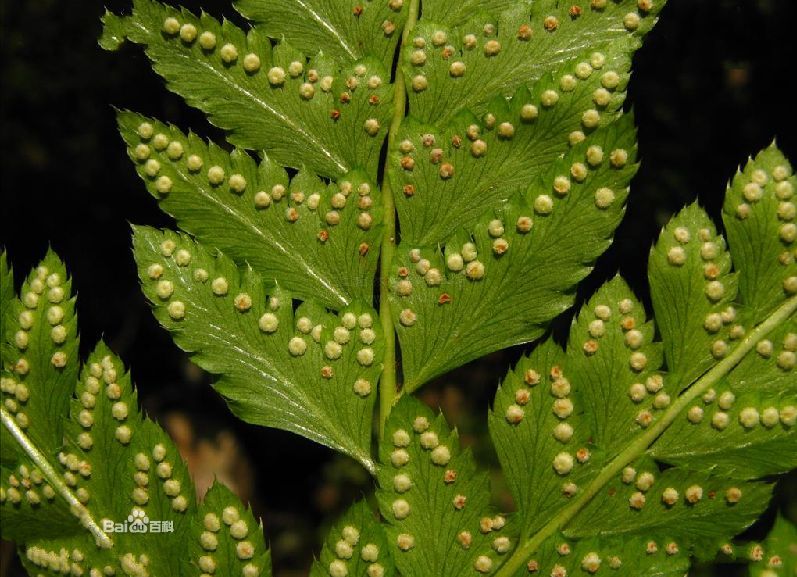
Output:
[
  {"xmin": 565, "ymin": 277, "xmax": 663, "ymax": 456},
  {"xmin": 533, "ymin": 533, "xmax": 698, "ymax": 577},
  {"xmin": 392, "ymin": 118, "xmax": 637, "ymax": 391},
  {"xmin": 566, "ymin": 465, "xmax": 772, "ymax": 557},
  {"xmin": 7, "ymin": 344, "xmax": 271, "ymax": 577},
  {"xmin": 649, "ymin": 168, "xmax": 797, "ymax": 479},
  {"xmin": 1, "ymin": 253, "xmax": 86, "ymax": 542},
  {"xmin": 648, "ymin": 203, "xmax": 738, "ymax": 390},
  {"xmin": 118, "ymin": 111, "xmax": 382, "ymax": 310},
  {"xmin": 489, "ymin": 278, "xmax": 662, "ymax": 539},
  {"xmin": 490, "ymin": 277, "xmax": 789, "ymax": 575},
  {"xmin": 709, "ymin": 145, "xmax": 797, "ymax": 429},
  {"xmin": 723, "ymin": 317, "xmax": 797, "ymax": 395},
  {"xmin": 0, "ymin": 462, "xmax": 79, "ymax": 544},
  {"xmin": 0, "ymin": 252, "xmax": 16, "ymax": 466},
  {"xmin": 649, "ymin": 380, "xmax": 797, "ymax": 479},
  {"xmin": 1, "ymin": 297, "xmax": 196, "ymax": 556},
  {"xmin": 489, "ymin": 145, "xmax": 797, "ymax": 577},
  {"xmin": 489, "ymin": 340, "xmax": 580, "ymax": 540},
  {"xmin": 650, "ymin": 318, "xmax": 797, "ymax": 479},
  {"xmin": 376, "ymin": 395, "xmax": 514, "ymax": 577},
  {"xmin": 98, "ymin": 10, "xmax": 128, "ymax": 50},
  {"xmin": 1, "ymin": 252, "xmax": 79, "ymax": 464},
  {"xmin": 102, "ymin": 0, "xmax": 393, "ymax": 179},
  {"xmin": 309, "ymin": 500, "xmax": 395, "ymax": 577},
  {"xmin": 512, "ymin": 532, "xmax": 691, "ymax": 577},
  {"xmin": 394, "ymin": 45, "xmax": 633, "ymax": 245},
  {"xmin": 23, "ymin": 345, "xmax": 196, "ymax": 564},
  {"xmin": 722, "ymin": 143, "xmax": 797, "ymax": 323},
  {"xmin": 190, "ymin": 482, "xmax": 272, "ymax": 577},
  {"xmin": 405, "ymin": 0, "xmax": 664, "ymax": 126},
  {"xmin": 746, "ymin": 515, "xmax": 797, "ymax": 577},
  {"xmin": 419, "ymin": 0, "xmax": 519, "ymax": 29},
  {"xmin": 2, "ymin": 254, "xmax": 273, "ymax": 577},
  {"xmin": 234, "ymin": 0, "xmax": 408, "ymax": 70},
  {"xmin": 133, "ymin": 227, "xmax": 383, "ymax": 472}
]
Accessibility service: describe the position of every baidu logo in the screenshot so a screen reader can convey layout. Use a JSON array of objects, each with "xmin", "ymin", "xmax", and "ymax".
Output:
[{"xmin": 102, "ymin": 508, "xmax": 174, "ymax": 533}]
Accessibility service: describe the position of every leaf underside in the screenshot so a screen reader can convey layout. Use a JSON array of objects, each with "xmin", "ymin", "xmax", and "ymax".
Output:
[
  {"xmin": 377, "ymin": 395, "xmax": 515, "ymax": 577},
  {"xmin": 99, "ymin": 0, "xmax": 797, "ymax": 573},
  {"xmin": 102, "ymin": 0, "xmax": 393, "ymax": 180},
  {"xmin": 118, "ymin": 111, "xmax": 383, "ymax": 309},
  {"xmin": 309, "ymin": 499, "xmax": 396, "ymax": 577},
  {"xmin": 393, "ymin": 117, "xmax": 638, "ymax": 391},
  {"xmin": 133, "ymin": 227, "xmax": 384, "ymax": 472},
  {"xmin": 102, "ymin": 0, "xmax": 674, "ymax": 454},
  {"xmin": 488, "ymin": 145, "xmax": 796, "ymax": 575},
  {"xmin": 744, "ymin": 515, "xmax": 797, "ymax": 577},
  {"xmin": 3, "ymin": 0, "xmax": 795, "ymax": 576},
  {"xmin": 1, "ymin": 252, "xmax": 272, "ymax": 577}
]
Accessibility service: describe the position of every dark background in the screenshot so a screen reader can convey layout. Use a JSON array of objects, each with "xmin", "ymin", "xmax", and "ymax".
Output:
[{"xmin": 1, "ymin": 1, "xmax": 796, "ymax": 575}]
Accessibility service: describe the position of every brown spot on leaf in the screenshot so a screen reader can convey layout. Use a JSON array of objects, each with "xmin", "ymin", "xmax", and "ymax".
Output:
[{"xmin": 544, "ymin": 16, "xmax": 559, "ymax": 31}]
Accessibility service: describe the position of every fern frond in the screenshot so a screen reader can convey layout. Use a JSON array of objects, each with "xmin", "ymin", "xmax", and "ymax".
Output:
[
  {"xmin": 1, "ymin": 252, "xmax": 79, "ymax": 475},
  {"xmin": 565, "ymin": 465, "xmax": 772, "ymax": 555},
  {"xmin": 489, "ymin": 145, "xmax": 797, "ymax": 577},
  {"xmin": 376, "ymin": 395, "xmax": 515, "ymax": 576},
  {"xmin": 393, "ymin": 44, "xmax": 632, "ymax": 245},
  {"xmin": 744, "ymin": 515, "xmax": 797, "ymax": 576},
  {"xmin": 1, "ymin": 252, "xmax": 272, "ymax": 577},
  {"xmin": 309, "ymin": 500, "xmax": 395, "ymax": 577},
  {"xmin": 419, "ymin": 0, "xmax": 519, "ymax": 29},
  {"xmin": 649, "ymin": 149, "xmax": 797, "ymax": 479},
  {"xmin": 190, "ymin": 482, "xmax": 272, "ymax": 577},
  {"xmin": 133, "ymin": 228, "xmax": 383, "ymax": 472},
  {"xmin": 118, "ymin": 111, "xmax": 382, "ymax": 309},
  {"xmin": 490, "ymin": 278, "xmax": 662, "ymax": 540},
  {"xmin": 392, "ymin": 117, "xmax": 637, "ymax": 391},
  {"xmin": 515, "ymin": 532, "xmax": 690, "ymax": 576},
  {"xmin": 101, "ymin": 0, "xmax": 393, "ymax": 179},
  {"xmin": 648, "ymin": 203, "xmax": 737, "ymax": 390},
  {"xmin": 4, "ymin": 0, "xmax": 792, "ymax": 574},
  {"xmin": 234, "ymin": 0, "xmax": 408, "ymax": 70},
  {"xmin": 1, "ymin": 252, "xmax": 18, "ymax": 465},
  {"xmin": 722, "ymin": 144, "xmax": 797, "ymax": 322},
  {"xmin": 405, "ymin": 0, "xmax": 664, "ymax": 126}
]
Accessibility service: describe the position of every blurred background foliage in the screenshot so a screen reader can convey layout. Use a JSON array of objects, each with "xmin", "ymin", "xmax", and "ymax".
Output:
[{"xmin": 1, "ymin": 0, "xmax": 796, "ymax": 575}]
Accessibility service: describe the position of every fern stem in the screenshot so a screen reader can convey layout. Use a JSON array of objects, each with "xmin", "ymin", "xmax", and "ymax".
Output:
[
  {"xmin": 495, "ymin": 294, "xmax": 797, "ymax": 577},
  {"xmin": 378, "ymin": 0, "xmax": 420, "ymax": 438},
  {"xmin": 0, "ymin": 406, "xmax": 113, "ymax": 550}
]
